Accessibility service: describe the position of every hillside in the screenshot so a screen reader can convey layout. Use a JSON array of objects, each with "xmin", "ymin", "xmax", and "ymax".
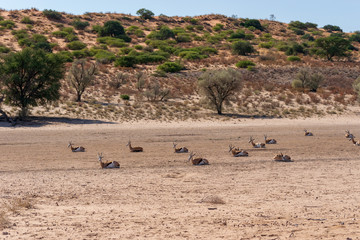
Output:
[{"xmin": 1, "ymin": 8, "xmax": 360, "ymax": 123}]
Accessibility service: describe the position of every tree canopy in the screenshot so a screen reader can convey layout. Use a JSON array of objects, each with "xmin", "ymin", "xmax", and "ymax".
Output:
[{"xmin": 0, "ymin": 48, "xmax": 65, "ymax": 118}]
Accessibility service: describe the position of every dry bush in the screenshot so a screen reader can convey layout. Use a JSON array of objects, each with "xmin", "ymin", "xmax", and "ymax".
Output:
[
  {"xmin": 7, "ymin": 197, "xmax": 34, "ymax": 214},
  {"xmin": 199, "ymin": 195, "xmax": 225, "ymax": 204},
  {"xmin": 334, "ymin": 94, "xmax": 346, "ymax": 105},
  {"xmin": 308, "ymin": 93, "xmax": 321, "ymax": 104},
  {"xmin": 0, "ymin": 211, "xmax": 9, "ymax": 230},
  {"xmin": 295, "ymin": 95, "xmax": 304, "ymax": 104}
]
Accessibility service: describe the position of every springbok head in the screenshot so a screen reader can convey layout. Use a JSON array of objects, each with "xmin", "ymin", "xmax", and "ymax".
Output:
[
  {"xmin": 188, "ymin": 152, "xmax": 196, "ymax": 161},
  {"xmin": 173, "ymin": 142, "xmax": 177, "ymax": 148},
  {"xmin": 68, "ymin": 141, "xmax": 73, "ymax": 148},
  {"xmin": 98, "ymin": 152, "xmax": 103, "ymax": 161},
  {"xmin": 248, "ymin": 136, "xmax": 254, "ymax": 143},
  {"xmin": 229, "ymin": 144, "xmax": 235, "ymax": 152},
  {"xmin": 126, "ymin": 140, "xmax": 131, "ymax": 146}
]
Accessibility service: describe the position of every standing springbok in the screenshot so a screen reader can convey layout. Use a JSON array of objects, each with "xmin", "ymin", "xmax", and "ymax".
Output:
[
  {"xmin": 228, "ymin": 144, "xmax": 249, "ymax": 157},
  {"xmin": 273, "ymin": 153, "xmax": 292, "ymax": 162},
  {"xmin": 187, "ymin": 152, "xmax": 209, "ymax": 165},
  {"xmin": 97, "ymin": 153, "xmax": 120, "ymax": 168},
  {"xmin": 345, "ymin": 130, "xmax": 354, "ymax": 139},
  {"xmin": 304, "ymin": 129, "xmax": 313, "ymax": 136},
  {"xmin": 349, "ymin": 136, "xmax": 360, "ymax": 146},
  {"xmin": 173, "ymin": 142, "xmax": 189, "ymax": 153},
  {"xmin": 248, "ymin": 136, "xmax": 266, "ymax": 148},
  {"xmin": 68, "ymin": 141, "xmax": 85, "ymax": 152},
  {"xmin": 126, "ymin": 140, "xmax": 143, "ymax": 152},
  {"xmin": 264, "ymin": 134, "xmax": 277, "ymax": 144}
]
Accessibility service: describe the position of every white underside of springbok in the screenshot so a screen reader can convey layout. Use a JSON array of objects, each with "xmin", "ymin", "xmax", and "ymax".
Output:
[
  {"xmin": 233, "ymin": 152, "xmax": 248, "ymax": 157},
  {"xmin": 73, "ymin": 147, "xmax": 83, "ymax": 152},
  {"xmin": 176, "ymin": 148, "xmax": 188, "ymax": 153},
  {"xmin": 104, "ymin": 162, "xmax": 119, "ymax": 168},
  {"xmin": 267, "ymin": 139, "xmax": 277, "ymax": 144},
  {"xmin": 253, "ymin": 144, "xmax": 265, "ymax": 148}
]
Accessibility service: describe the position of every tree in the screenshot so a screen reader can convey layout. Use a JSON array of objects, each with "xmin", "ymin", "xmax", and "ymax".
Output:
[
  {"xmin": 99, "ymin": 21, "xmax": 131, "ymax": 42},
  {"xmin": 314, "ymin": 36, "xmax": 351, "ymax": 61},
  {"xmin": 136, "ymin": 8, "xmax": 155, "ymax": 20},
  {"xmin": 232, "ymin": 40, "xmax": 255, "ymax": 56},
  {"xmin": 198, "ymin": 68, "xmax": 242, "ymax": 115},
  {"xmin": 292, "ymin": 68, "xmax": 324, "ymax": 92},
  {"xmin": 67, "ymin": 59, "xmax": 97, "ymax": 102},
  {"xmin": 0, "ymin": 48, "xmax": 64, "ymax": 118}
]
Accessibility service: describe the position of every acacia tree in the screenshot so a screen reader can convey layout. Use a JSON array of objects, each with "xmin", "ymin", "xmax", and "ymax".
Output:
[
  {"xmin": 67, "ymin": 59, "xmax": 97, "ymax": 102},
  {"xmin": 314, "ymin": 36, "xmax": 351, "ymax": 61},
  {"xmin": 136, "ymin": 8, "xmax": 154, "ymax": 20},
  {"xmin": 0, "ymin": 48, "xmax": 65, "ymax": 118},
  {"xmin": 198, "ymin": 68, "xmax": 242, "ymax": 115}
]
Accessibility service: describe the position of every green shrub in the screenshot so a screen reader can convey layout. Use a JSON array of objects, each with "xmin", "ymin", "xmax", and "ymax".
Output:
[
  {"xmin": 195, "ymin": 25, "xmax": 204, "ymax": 31},
  {"xmin": 12, "ymin": 29, "xmax": 28, "ymax": 40},
  {"xmin": 21, "ymin": 16, "xmax": 34, "ymax": 24},
  {"xmin": 0, "ymin": 44, "xmax": 10, "ymax": 53},
  {"xmin": 61, "ymin": 27, "xmax": 74, "ymax": 34},
  {"xmin": 57, "ymin": 51, "xmax": 73, "ymax": 62},
  {"xmin": 229, "ymin": 30, "xmax": 245, "ymax": 39},
  {"xmin": 65, "ymin": 34, "xmax": 78, "ymax": 42},
  {"xmin": 147, "ymin": 26, "xmax": 175, "ymax": 40},
  {"xmin": 43, "ymin": 9, "xmax": 62, "ymax": 20},
  {"xmin": 287, "ymin": 56, "xmax": 301, "ymax": 61},
  {"xmin": 72, "ymin": 49, "xmax": 92, "ymax": 58},
  {"xmin": 94, "ymin": 50, "xmax": 116, "ymax": 63},
  {"xmin": 232, "ymin": 40, "xmax": 255, "ymax": 55},
  {"xmin": 291, "ymin": 79, "xmax": 303, "ymax": 89},
  {"xmin": 99, "ymin": 20, "xmax": 131, "ymax": 42},
  {"xmin": 179, "ymin": 51, "xmax": 206, "ymax": 60},
  {"xmin": 136, "ymin": 8, "xmax": 154, "ymax": 20},
  {"xmin": 288, "ymin": 21, "xmax": 307, "ymax": 30},
  {"xmin": 176, "ymin": 33, "xmax": 192, "ymax": 42},
  {"xmin": 241, "ymin": 19, "xmax": 263, "ymax": 31},
  {"xmin": 213, "ymin": 23, "xmax": 224, "ymax": 31},
  {"xmin": 71, "ymin": 19, "xmax": 90, "ymax": 30},
  {"xmin": 301, "ymin": 34, "xmax": 315, "ymax": 41},
  {"xmin": 135, "ymin": 52, "xmax": 167, "ymax": 64},
  {"xmin": 157, "ymin": 62, "xmax": 183, "ymax": 73},
  {"xmin": 52, "ymin": 31, "xmax": 68, "ymax": 38},
  {"xmin": 115, "ymin": 56, "xmax": 137, "ymax": 67},
  {"xmin": 92, "ymin": 25, "xmax": 102, "ymax": 33},
  {"xmin": 259, "ymin": 42, "xmax": 274, "ymax": 49},
  {"xmin": 323, "ymin": 24, "xmax": 342, "ymax": 32},
  {"xmin": 0, "ymin": 20, "xmax": 16, "ymax": 29},
  {"xmin": 120, "ymin": 94, "xmax": 130, "ymax": 100},
  {"xmin": 185, "ymin": 25, "xmax": 194, "ymax": 31},
  {"xmin": 67, "ymin": 41, "xmax": 87, "ymax": 50},
  {"xmin": 235, "ymin": 60, "xmax": 255, "ymax": 68},
  {"xmin": 97, "ymin": 37, "xmax": 128, "ymax": 47},
  {"xmin": 134, "ymin": 45, "xmax": 143, "ymax": 50}
]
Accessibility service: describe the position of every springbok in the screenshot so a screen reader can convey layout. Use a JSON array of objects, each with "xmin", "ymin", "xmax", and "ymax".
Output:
[
  {"xmin": 349, "ymin": 136, "xmax": 360, "ymax": 146},
  {"xmin": 187, "ymin": 152, "xmax": 209, "ymax": 165},
  {"xmin": 126, "ymin": 140, "xmax": 143, "ymax": 152},
  {"xmin": 273, "ymin": 153, "xmax": 292, "ymax": 162},
  {"xmin": 228, "ymin": 144, "xmax": 248, "ymax": 157},
  {"xmin": 97, "ymin": 153, "xmax": 120, "ymax": 168},
  {"xmin": 248, "ymin": 136, "xmax": 266, "ymax": 148},
  {"xmin": 68, "ymin": 141, "xmax": 85, "ymax": 152},
  {"xmin": 173, "ymin": 142, "xmax": 189, "ymax": 153},
  {"xmin": 345, "ymin": 130, "xmax": 354, "ymax": 139},
  {"xmin": 304, "ymin": 129, "xmax": 313, "ymax": 136},
  {"xmin": 264, "ymin": 134, "xmax": 277, "ymax": 144}
]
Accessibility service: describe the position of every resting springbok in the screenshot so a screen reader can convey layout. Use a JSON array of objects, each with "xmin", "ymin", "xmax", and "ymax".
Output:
[
  {"xmin": 273, "ymin": 153, "xmax": 292, "ymax": 162},
  {"xmin": 229, "ymin": 144, "xmax": 248, "ymax": 157},
  {"xmin": 249, "ymin": 136, "xmax": 266, "ymax": 148},
  {"xmin": 173, "ymin": 142, "xmax": 189, "ymax": 153},
  {"xmin": 187, "ymin": 152, "xmax": 209, "ymax": 165},
  {"xmin": 345, "ymin": 130, "xmax": 354, "ymax": 139},
  {"xmin": 304, "ymin": 129, "xmax": 313, "ymax": 136},
  {"xmin": 68, "ymin": 141, "xmax": 85, "ymax": 152},
  {"xmin": 349, "ymin": 136, "xmax": 360, "ymax": 146},
  {"xmin": 126, "ymin": 140, "xmax": 143, "ymax": 152},
  {"xmin": 98, "ymin": 153, "xmax": 120, "ymax": 168},
  {"xmin": 264, "ymin": 134, "xmax": 277, "ymax": 144}
]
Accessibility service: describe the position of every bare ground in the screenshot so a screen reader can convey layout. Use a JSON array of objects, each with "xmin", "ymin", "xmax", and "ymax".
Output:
[{"xmin": 1, "ymin": 116, "xmax": 360, "ymax": 239}]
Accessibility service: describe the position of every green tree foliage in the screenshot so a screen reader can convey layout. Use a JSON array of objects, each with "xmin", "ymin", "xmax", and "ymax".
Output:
[
  {"xmin": 241, "ymin": 19, "xmax": 263, "ymax": 31},
  {"xmin": 147, "ymin": 26, "xmax": 175, "ymax": 40},
  {"xmin": 292, "ymin": 68, "xmax": 324, "ymax": 92},
  {"xmin": 235, "ymin": 60, "xmax": 255, "ymax": 68},
  {"xmin": 157, "ymin": 62, "xmax": 182, "ymax": 73},
  {"xmin": 136, "ymin": 8, "xmax": 155, "ymax": 20},
  {"xmin": 71, "ymin": 19, "xmax": 90, "ymax": 30},
  {"xmin": 323, "ymin": 24, "xmax": 342, "ymax": 32},
  {"xmin": 67, "ymin": 41, "xmax": 87, "ymax": 50},
  {"xmin": 99, "ymin": 21, "xmax": 131, "ymax": 42},
  {"xmin": 0, "ymin": 48, "xmax": 65, "ymax": 118},
  {"xmin": 198, "ymin": 68, "xmax": 242, "ymax": 115},
  {"xmin": 43, "ymin": 9, "xmax": 62, "ymax": 20},
  {"xmin": 67, "ymin": 59, "xmax": 97, "ymax": 102},
  {"xmin": 232, "ymin": 40, "xmax": 255, "ymax": 56},
  {"xmin": 314, "ymin": 36, "xmax": 351, "ymax": 61}
]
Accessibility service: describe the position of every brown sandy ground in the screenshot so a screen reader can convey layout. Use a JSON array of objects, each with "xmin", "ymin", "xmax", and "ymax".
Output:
[{"xmin": 1, "ymin": 117, "xmax": 360, "ymax": 239}]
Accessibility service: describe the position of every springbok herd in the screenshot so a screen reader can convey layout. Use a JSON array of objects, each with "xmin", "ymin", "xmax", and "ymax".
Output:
[{"xmin": 67, "ymin": 129, "xmax": 359, "ymax": 169}]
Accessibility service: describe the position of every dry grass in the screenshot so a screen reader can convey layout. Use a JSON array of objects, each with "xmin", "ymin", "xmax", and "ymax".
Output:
[
  {"xmin": 199, "ymin": 195, "xmax": 226, "ymax": 204},
  {"xmin": 0, "ymin": 211, "xmax": 10, "ymax": 231},
  {"xmin": 6, "ymin": 197, "xmax": 35, "ymax": 214}
]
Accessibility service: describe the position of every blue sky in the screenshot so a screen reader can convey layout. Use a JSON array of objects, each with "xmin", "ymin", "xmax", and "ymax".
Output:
[{"xmin": 1, "ymin": 0, "xmax": 360, "ymax": 32}]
